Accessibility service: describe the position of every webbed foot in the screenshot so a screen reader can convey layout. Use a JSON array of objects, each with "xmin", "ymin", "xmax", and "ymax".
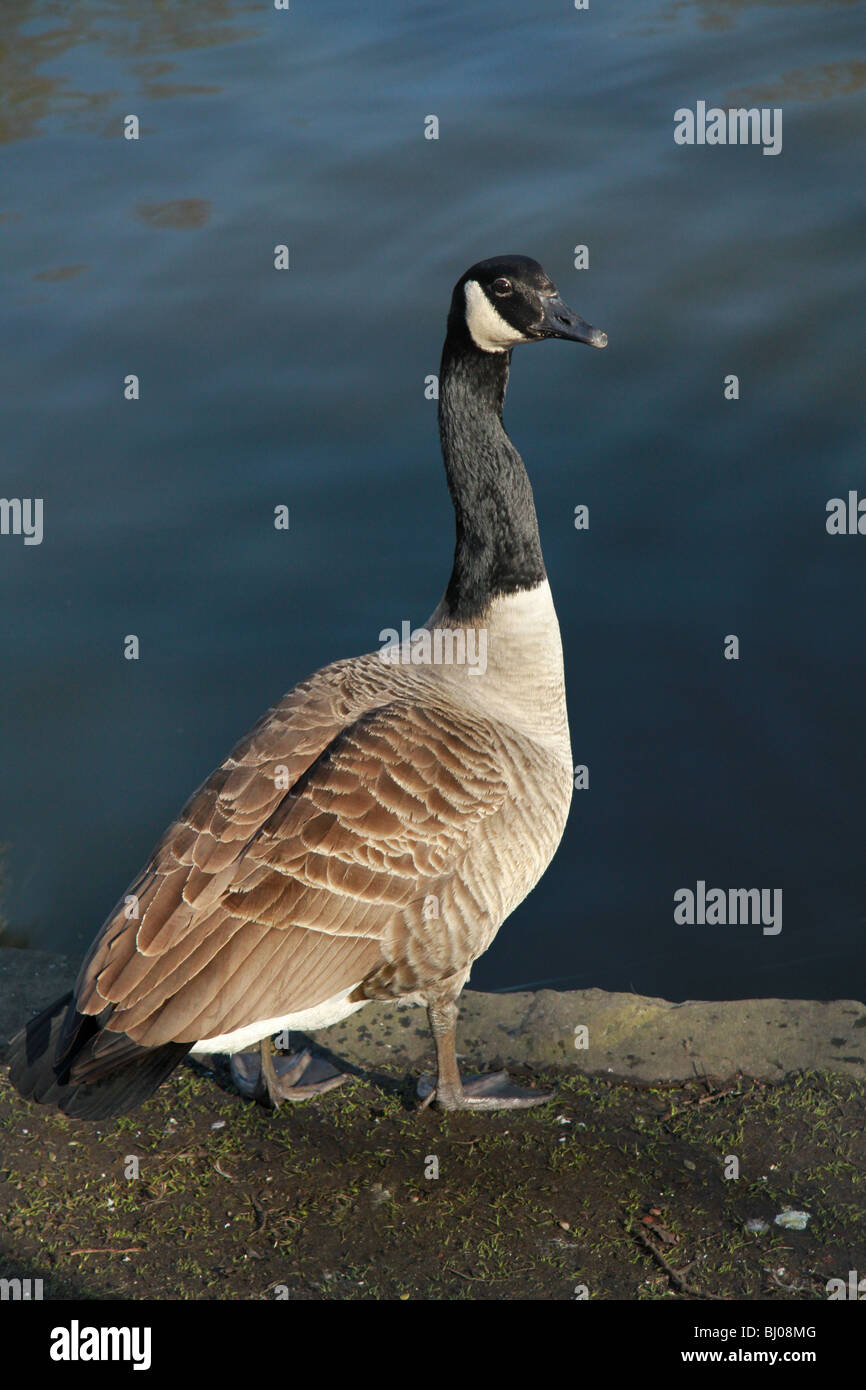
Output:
[
  {"xmin": 417, "ymin": 1069, "xmax": 554, "ymax": 1111},
  {"xmin": 230, "ymin": 1041, "xmax": 347, "ymax": 1108}
]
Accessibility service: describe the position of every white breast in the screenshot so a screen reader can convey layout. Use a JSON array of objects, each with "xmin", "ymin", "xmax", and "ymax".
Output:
[{"xmin": 425, "ymin": 580, "xmax": 572, "ymax": 761}]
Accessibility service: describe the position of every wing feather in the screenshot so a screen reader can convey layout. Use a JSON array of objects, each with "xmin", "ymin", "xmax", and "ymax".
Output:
[{"xmin": 74, "ymin": 663, "xmax": 522, "ymax": 1047}]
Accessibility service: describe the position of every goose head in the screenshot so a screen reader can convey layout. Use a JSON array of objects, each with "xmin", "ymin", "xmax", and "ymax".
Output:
[{"xmin": 451, "ymin": 254, "xmax": 607, "ymax": 356}]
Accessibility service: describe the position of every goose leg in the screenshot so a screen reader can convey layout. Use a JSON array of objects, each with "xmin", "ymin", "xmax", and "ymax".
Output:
[
  {"xmin": 229, "ymin": 1037, "xmax": 348, "ymax": 1108},
  {"xmin": 419, "ymin": 1001, "xmax": 553, "ymax": 1111}
]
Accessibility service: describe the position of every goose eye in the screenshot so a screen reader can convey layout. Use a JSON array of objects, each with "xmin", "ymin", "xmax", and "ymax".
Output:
[{"xmin": 492, "ymin": 277, "xmax": 512, "ymax": 296}]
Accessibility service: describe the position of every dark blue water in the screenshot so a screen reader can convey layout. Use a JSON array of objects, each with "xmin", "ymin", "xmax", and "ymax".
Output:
[{"xmin": 2, "ymin": 0, "xmax": 864, "ymax": 1003}]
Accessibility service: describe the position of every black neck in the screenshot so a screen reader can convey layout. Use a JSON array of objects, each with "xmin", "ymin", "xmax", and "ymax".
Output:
[{"xmin": 438, "ymin": 328, "xmax": 545, "ymax": 621}]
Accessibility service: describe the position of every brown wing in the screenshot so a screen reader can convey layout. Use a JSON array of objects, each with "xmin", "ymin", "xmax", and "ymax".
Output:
[{"xmin": 74, "ymin": 665, "xmax": 514, "ymax": 1047}]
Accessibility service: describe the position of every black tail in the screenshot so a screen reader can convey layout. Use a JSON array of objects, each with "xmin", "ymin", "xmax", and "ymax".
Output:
[{"xmin": 8, "ymin": 992, "xmax": 190, "ymax": 1121}]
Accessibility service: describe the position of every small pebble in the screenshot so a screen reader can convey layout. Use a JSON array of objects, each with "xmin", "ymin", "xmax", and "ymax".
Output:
[{"xmin": 774, "ymin": 1209, "xmax": 811, "ymax": 1231}]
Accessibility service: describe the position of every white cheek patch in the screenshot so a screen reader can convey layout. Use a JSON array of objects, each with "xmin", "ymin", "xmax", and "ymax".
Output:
[{"xmin": 464, "ymin": 279, "xmax": 528, "ymax": 353}]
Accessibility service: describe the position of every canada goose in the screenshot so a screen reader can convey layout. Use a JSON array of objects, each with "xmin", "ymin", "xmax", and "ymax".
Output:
[{"xmin": 9, "ymin": 255, "xmax": 606, "ymax": 1119}]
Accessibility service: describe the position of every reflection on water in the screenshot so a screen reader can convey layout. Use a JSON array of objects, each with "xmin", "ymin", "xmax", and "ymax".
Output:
[
  {"xmin": 729, "ymin": 60, "xmax": 866, "ymax": 104},
  {"xmin": 2, "ymin": 0, "xmax": 865, "ymax": 1004},
  {"xmin": 136, "ymin": 77, "xmax": 221, "ymax": 100},
  {"xmin": 32, "ymin": 264, "xmax": 89, "ymax": 281},
  {"xmin": 639, "ymin": 0, "xmax": 857, "ymax": 37},
  {"xmin": 136, "ymin": 198, "xmax": 212, "ymax": 229},
  {"xmin": 0, "ymin": 0, "xmax": 250, "ymax": 144}
]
